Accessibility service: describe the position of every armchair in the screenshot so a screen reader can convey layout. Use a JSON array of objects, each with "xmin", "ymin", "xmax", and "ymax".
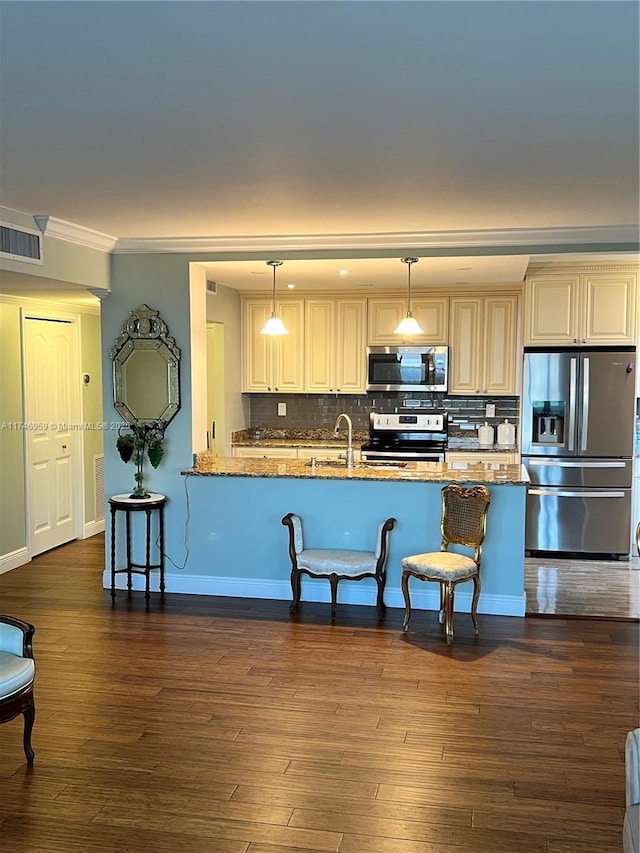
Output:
[{"xmin": 0, "ymin": 615, "xmax": 36, "ymax": 765}]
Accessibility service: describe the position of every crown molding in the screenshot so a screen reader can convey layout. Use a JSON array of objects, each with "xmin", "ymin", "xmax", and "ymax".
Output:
[
  {"xmin": 0, "ymin": 292, "xmax": 100, "ymax": 315},
  {"xmin": 33, "ymin": 216, "xmax": 117, "ymax": 252},
  {"xmin": 112, "ymin": 225, "xmax": 640, "ymax": 256},
  {"xmin": 528, "ymin": 261, "xmax": 639, "ymax": 274}
]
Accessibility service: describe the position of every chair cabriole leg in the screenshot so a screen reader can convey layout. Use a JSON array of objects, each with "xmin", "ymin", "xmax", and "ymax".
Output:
[
  {"xmin": 376, "ymin": 575, "xmax": 385, "ymax": 621},
  {"xmin": 444, "ymin": 581, "xmax": 454, "ymax": 645},
  {"xmin": 471, "ymin": 575, "xmax": 481, "ymax": 635},
  {"xmin": 289, "ymin": 569, "xmax": 301, "ymax": 613},
  {"xmin": 23, "ymin": 700, "xmax": 35, "ymax": 765},
  {"xmin": 329, "ymin": 575, "xmax": 338, "ymax": 621},
  {"xmin": 401, "ymin": 571, "xmax": 411, "ymax": 631}
]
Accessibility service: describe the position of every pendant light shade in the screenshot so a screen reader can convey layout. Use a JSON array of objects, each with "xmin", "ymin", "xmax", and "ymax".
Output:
[
  {"xmin": 260, "ymin": 260, "xmax": 288, "ymax": 335},
  {"xmin": 394, "ymin": 256, "xmax": 423, "ymax": 336}
]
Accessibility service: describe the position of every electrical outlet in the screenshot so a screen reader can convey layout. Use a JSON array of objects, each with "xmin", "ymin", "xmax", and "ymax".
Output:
[
  {"xmin": 277, "ymin": 402, "xmax": 287, "ymax": 416},
  {"xmin": 485, "ymin": 403, "xmax": 496, "ymax": 418}
]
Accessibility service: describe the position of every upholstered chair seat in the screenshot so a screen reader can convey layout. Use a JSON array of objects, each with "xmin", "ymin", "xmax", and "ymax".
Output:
[
  {"xmin": 401, "ymin": 484, "xmax": 491, "ymax": 644},
  {"xmin": 0, "ymin": 615, "xmax": 36, "ymax": 765},
  {"xmin": 282, "ymin": 513, "xmax": 395, "ymax": 621}
]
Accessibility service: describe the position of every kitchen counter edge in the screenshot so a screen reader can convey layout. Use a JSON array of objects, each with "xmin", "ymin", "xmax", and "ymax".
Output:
[{"xmin": 183, "ymin": 457, "xmax": 529, "ymax": 485}]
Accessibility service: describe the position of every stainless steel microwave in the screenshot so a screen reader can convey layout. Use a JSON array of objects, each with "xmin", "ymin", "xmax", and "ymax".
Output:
[{"xmin": 366, "ymin": 346, "xmax": 448, "ymax": 392}]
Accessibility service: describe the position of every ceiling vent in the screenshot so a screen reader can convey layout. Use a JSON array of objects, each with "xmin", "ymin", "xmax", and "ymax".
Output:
[
  {"xmin": 0, "ymin": 221, "xmax": 43, "ymax": 264},
  {"xmin": 206, "ymin": 280, "xmax": 217, "ymax": 296}
]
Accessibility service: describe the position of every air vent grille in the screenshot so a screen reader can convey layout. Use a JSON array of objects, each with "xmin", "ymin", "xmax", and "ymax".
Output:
[
  {"xmin": 206, "ymin": 280, "xmax": 217, "ymax": 295},
  {"xmin": 0, "ymin": 222, "xmax": 43, "ymax": 264}
]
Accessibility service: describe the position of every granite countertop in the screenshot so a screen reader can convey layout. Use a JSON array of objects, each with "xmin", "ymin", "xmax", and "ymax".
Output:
[{"xmin": 184, "ymin": 453, "xmax": 529, "ymax": 485}]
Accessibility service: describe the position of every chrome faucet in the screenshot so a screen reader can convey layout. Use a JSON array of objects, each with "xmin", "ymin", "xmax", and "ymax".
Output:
[{"xmin": 334, "ymin": 413, "xmax": 354, "ymax": 468}]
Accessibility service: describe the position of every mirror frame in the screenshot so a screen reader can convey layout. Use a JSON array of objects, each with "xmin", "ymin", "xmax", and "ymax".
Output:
[{"xmin": 110, "ymin": 304, "xmax": 181, "ymax": 426}]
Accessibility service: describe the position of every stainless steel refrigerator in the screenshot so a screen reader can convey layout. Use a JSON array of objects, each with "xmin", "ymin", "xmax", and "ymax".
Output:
[{"xmin": 522, "ymin": 346, "xmax": 636, "ymax": 556}]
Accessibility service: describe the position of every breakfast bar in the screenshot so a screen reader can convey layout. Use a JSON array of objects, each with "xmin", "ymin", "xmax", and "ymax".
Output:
[{"xmin": 167, "ymin": 456, "xmax": 529, "ymax": 618}]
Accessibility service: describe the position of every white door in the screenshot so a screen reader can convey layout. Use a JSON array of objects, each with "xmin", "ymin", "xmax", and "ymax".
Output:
[
  {"xmin": 24, "ymin": 317, "xmax": 79, "ymax": 556},
  {"xmin": 206, "ymin": 322, "xmax": 225, "ymax": 456}
]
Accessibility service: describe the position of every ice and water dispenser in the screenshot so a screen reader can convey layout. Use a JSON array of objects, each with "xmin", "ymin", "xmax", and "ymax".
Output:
[{"xmin": 531, "ymin": 401, "xmax": 565, "ymax": 445}]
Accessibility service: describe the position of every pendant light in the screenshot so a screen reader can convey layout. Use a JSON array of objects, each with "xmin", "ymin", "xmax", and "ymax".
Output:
[
  {"xmin": 260, "ymin": 260, "xmax": 288, "ymax": 335},
  {"xmin": 394, "ymin": 256, "xmax": 423, "ymax": 336}
]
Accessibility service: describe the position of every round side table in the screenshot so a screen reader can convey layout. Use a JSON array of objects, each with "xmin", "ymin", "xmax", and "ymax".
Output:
[{"xmin": 109, "ymin": 493, "xmax": 166, "ymax": 605}]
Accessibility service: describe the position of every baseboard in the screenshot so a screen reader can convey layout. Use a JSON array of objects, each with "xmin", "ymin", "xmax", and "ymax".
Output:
[
  {"xmin": 0, "ymin": 547, "xmax": 30, "ymax": 575},
  {"xmin": 82, "ymin": 519, "xmax": 105, "ymax": 539},
  {"xmin": 102, "ymin": 570, "xmax": 526, "ymax": 617}
]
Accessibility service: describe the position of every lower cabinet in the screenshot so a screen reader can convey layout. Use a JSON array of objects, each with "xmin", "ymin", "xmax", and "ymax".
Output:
[
  {"xmin": 233, "ymin": 447, "xmax": 298, "ymax": 459},
  {"xmin": 447, "ymin": 451, "xmax": 519, "ymax": 466},
  {"xmin": 233, "ymin": 445, "xmax": 360, "ymax": 461}
]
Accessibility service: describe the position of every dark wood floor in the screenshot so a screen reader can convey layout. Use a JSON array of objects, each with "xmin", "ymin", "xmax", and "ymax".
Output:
[{"xmin": 0, "ymin": 534, "xmax": 638, "ymax": 852}]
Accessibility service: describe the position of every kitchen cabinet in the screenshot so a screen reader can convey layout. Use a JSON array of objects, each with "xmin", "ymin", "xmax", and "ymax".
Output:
[
  {"xmin": 242, "ymin": 299, "xmax": 305, "ymax": 392},
  {"xmin": 447, "ymin": 451, "xmax": 519, "ymax": 466},
  {"xmin": 304, "ymin": 299, "xmax": 367, "ymax": 393},
  {"xmin": 524, "ymin": 271, "xmax": 637, "ymax": 345},
  {"xmin": 233, "ymin": 446, "xmax": 298, "ymax": 459},
  {"xmin": 449, "ymin": 295, "xmax": 519, "ymax": 396},
  {"xmin": 233, "ymin": 445, "xmax": 359, "ymax": 462},
  {"xmin": 367, "ymin": 297, "xmax": 449, "ymax": 345},
  {"xmin": 297, "ymin": 446, "xmax": 361, "ymax": 462}
]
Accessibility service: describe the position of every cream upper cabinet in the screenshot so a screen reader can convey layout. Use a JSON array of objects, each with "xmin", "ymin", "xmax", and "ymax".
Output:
[
  {"xmin": 242, "ymin": 299, "xmax": 305, "ymax": 392},
  {"xmin": 449, "ymin": 295, "xmax": 519, "ymax": 396},
  {"xmin": 367, "ymin": 297, "xmax": 449, "ymax": 345},
  {"xmin": 305, "ymin": 298, "xmax": 367, "ymax": 393},
  {"xmin": 525, "ymin": 271, "xmax": 637, "ymax": 345}
]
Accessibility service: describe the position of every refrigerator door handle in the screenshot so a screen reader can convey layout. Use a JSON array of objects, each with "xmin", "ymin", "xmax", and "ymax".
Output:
[
  {"xmin": 527, "ymin": 459, "xmax": 627, "ymax": 468},
  {"xmin": 568, "ymin": 357, "xmax": 577, "ymax": 451},
  {"xmin": 580, "ymin": 357, "xmax": 590, "ymax": 452},
  {"xmin": 528, "ymin": 488, "xmax": 627, "ymax": 498}
]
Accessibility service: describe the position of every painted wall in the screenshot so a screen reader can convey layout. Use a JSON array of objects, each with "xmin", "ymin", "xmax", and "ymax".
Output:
[
  {"xmin": 102, "ymin": 254, "xmax": 256, "ymax": 576},
  {"xmin": 102, "ymin": 254, "xmax": 196, "ymax": 574},
  {"xmin": 0, "ymin": 300, "xmax": 27, "ymax": 556},
  {"xmin": 80, "ymin": 312, "xmax": 104, "ymax": 524}
]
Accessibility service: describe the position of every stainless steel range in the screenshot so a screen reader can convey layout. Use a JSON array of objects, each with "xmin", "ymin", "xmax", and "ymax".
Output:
[{"xmin": 360, "ymin": 411, "xmax": 448, "ymax": 462}]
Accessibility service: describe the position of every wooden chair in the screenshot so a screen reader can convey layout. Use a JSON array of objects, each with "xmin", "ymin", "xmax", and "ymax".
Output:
[
  {"xmin": 0, "ymin": 615, "xmax": 36, "ymax": 764},
  {"xmin": 400, "ymin": 484, "xmax": 491, "ymax": 644},
  {"xmin": 282, "ymin": 513, "xmax": 396, "ymax": 621}
]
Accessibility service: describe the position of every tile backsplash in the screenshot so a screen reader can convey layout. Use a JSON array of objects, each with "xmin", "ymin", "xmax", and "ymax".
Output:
[{"xmin": 249, "ymin": 393, "xmax": 519, "ymax": 433}]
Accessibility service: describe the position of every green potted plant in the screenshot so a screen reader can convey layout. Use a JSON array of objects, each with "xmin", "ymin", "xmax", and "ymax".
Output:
[{"xmin": 116, "ymin": 420, "xmax": 165, "ymax": 498}]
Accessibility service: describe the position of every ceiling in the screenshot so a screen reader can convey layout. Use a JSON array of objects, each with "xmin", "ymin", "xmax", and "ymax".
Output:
[{"xmin": 0, "ymin": 1, "xmax": 638, "ymax": 299}]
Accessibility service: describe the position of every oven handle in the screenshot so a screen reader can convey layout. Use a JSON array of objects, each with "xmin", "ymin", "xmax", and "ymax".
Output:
[{"xmin": 363, "ymin": 450, "xmax": 445, "ymax": 462}]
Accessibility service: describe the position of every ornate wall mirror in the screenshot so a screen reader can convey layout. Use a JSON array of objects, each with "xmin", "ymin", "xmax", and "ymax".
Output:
[{"xmin": 111, "ymin": 304, "xmax": 181, "ymax": 426}]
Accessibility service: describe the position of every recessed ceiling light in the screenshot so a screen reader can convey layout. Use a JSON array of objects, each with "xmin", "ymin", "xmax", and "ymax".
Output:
[
  {"xmin": 338, "ymin": 269, "xmax": 349, "ymax": 276},
  {"xmin": 287, "ymin": 283, "xmax": 296, "ymax": 289}
]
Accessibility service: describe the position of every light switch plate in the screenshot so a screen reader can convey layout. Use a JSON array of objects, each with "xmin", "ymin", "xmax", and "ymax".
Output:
[
  {"xmin": 486, "ymin": 403, "xmax": 496, "ymax": 417},
  {"xmin": 278, "ymin": 402, "xmax": 287, "ymax": 416}
]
